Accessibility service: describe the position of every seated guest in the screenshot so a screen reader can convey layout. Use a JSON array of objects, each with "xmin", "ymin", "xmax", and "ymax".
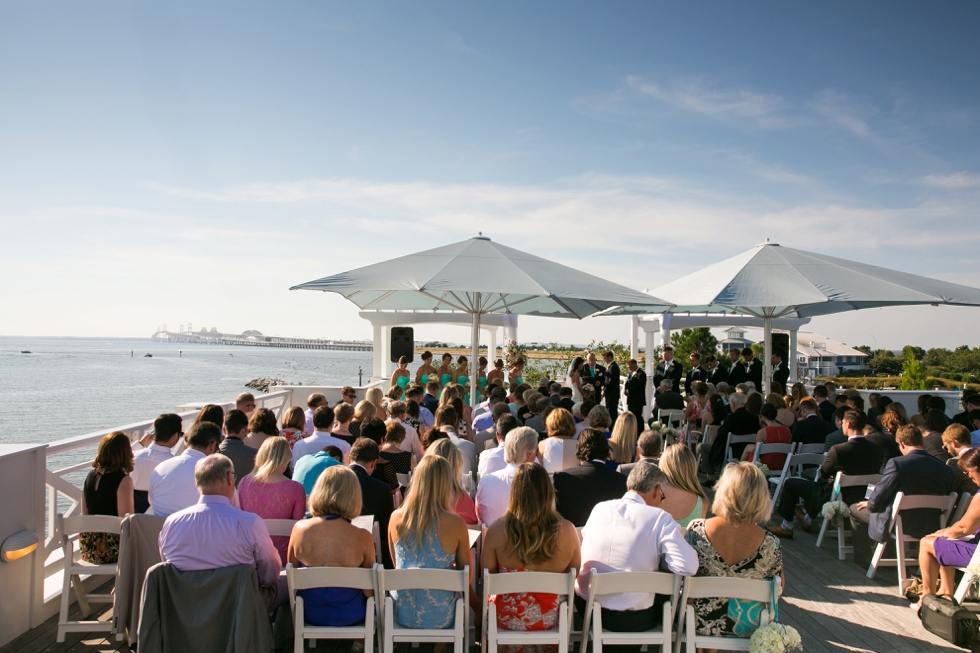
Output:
[
  {"xmin": 813, "ymin": 385, "xmax": 834, "ymax": 423},
  {"xmin": 426, "ymin": 439, "xmax": 478, "ymax": 525},
  {"xmin": 190, "ymin": 404, "xmax": 224, "ymax": 432},
  {"xmin": 743, "ymin": 404, "xmax": 791, "ymax": 467},
  {"xmin": 476, "ymin": 427, "xmax": 539, "ymax": 526},
  {"xmin": 304, "ymin": 393, "xmax": 328, "ymax": 435},
  {"xmin": 131, "ymin": 414, "xmax": 181, "ymax": 513},
  {"xmin": 558, "ymin": 387, "xmax": 575, "ymax": 411},
  {"xmin": 388, "ymin": 456, "xmax": 471, "ymax": 629},
  {"xmin": 653, "ymin": 380, "xmax": 685, "ymax": 417},
  {"xmin": 433, "ymin": 406, "xmax": 476, "ymax": 477},
  {"xmin": 524, "ymin": 396, "xmax": 552, "ymax": 435},
  {"xmin": 287, "ymin": 466, "xmax": 376, "ymax": 626},
  {"xmin": 617, "ymin": 430, "xmax": 663, "ymax": 476},
  {"xmin": 607, "ymin": 412, "xmax": 639, "ymax": 469},
  {"xmin": 292, "ymin": 406, "xmax": 349, "ymax": 469},
  {"xmin": 970, "ymin": 410, "xmax": 980, "ymax": 446},
  {"xmin": 481, "ymin": 463, "xmax": 581, "ymax": 642},
  {"xmin": 587, "ymin": 405, "xmax": 613, "ymax": 439},
  {"xmin": 380, "ymin": 421, "xmax": 415, "ymax": 474},
  {"xmin": 293, "ymin": 445, "xmax": 343, "ymax": 495},
  {"xmin": 422, "ymin": 381, "xmax": 441, "ymax": 416},
  {"xmin": 766, "ymin": 410, "xmax": 883, "ymax": 538},
  {"xmin": 341, "ymin": 386, "xmax": 357, "ymax": 406},
  {"xmin": 280, "ymin": 406, "xmax": 308, "ymax": 449},
  {"xmin": 348, "ymin": 400, "xmax": 377, "ymax": 442},
  {"xmin": 218, "ymin": 409, "xmax": 257, "ymax": 485},
  {"xmin": 823, "ymin": 407, "xmax": 848, "ymax": 453},
  {"xmin": 538, "ymin": 408, "xmax": 579, "ymax": 474},
  {"xmin": 766, "ymin": 393, "xmax": 796, "ymax": 428},
  {"xmin": 700, "ymin": 394, "xmax": 729, "ymax": 432},
  {"xmin": 870, "ymin": 409, "xmax": 904, "ymax": 468},
  {"xmin": 707, "ymin": 393, "xmax": 760, "ymax": 469},
  {"xmin": 149, "ymin": 421, "xmax": 223, "ymax": 518},
  {"xmin": 238, "ymin": 437, "xmax": 306, "ymax": 564},
  {"xmin": 553, "ymin": 429, "xmax": 628, "ymax": 527},
  {"xmin": 791, "ymin": 398, "xmax": 835, "ymax": 446},
  {"xmin": 159, "ymin": 454, "xmax": 286, "ymax": 611},
  {"xmin": 386, "ymin": 401, "xmax": 424, "ymax": 460},
  {"xmin": 687, "ymin": 462, "xmax": 783, "ymax": 638},
  {"xmin": 332, "ymin": 403, "xmax": 355, "ymax": 443},
  {"xmin": 575, "ymin": 464, "xmax": 698, "ymax": 643},
  {"xmin": 922, "ymin": 409, "xmax": 953, "ymax": 462},
  {"xmin": 943, "ymin": 424, "xmax": 979, "ymax": 494},
  {"xmin": 916, "ymin": 448, "xmax": 980, "ymax": 606},
  {"xmin": 472, "ymin": 393, "xmax": 504, "ymax": 435},
  {"xmin": 549, "ymin": 382, "xmax": 563, "ymax": 407},
  {"xmin": 365, "ymin": 386, "xmax": 389, "ymax": 422},
  {"xmin": 81, "ymin": 432, "xmax": 134, "ymax": 563},
  {"xmin": 235, "ymin": 392, "xmax": 257, "ymax": 415},
  {"xmin": 851, "ymin": 424, "xmax": 954, "ymax": 544},
  {"xmin": 659, "ymin": 444, "xmax": 709, "ymax": 528},
  {"xmin": 953, "ymin": 393, "xmax": 980, "ymax": 428},
  {"xmin": 350, "ymin": 438, "xmax": 395, "ymax": 568},
  {"xmin": 477, "ymin": 413, "xmax": 520, "ymax": 478},
  {"xmin": 475, "ymin": 401, "xmax": 512, "ymax": 455}
]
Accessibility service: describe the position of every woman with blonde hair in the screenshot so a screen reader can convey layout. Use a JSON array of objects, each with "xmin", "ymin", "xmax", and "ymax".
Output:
[
  {"xmin": 288, "ymin": 466, "xmax": 376, "ymax": 627},
  {"xmin": 425, "ymin": 438, "xmax": 479, "ymax": 525},
  {"xmin": 538, "ymin": 407, "xmax": 578, "ymax": 473},
  {"xmin": 765, "ymin": 393, "xmax": 796, "ymax": 428},
  {"xmin": 280, "ymin": 406, "xmax": 308, "ymax": 449},
  {"xmin": 789, "ymin": 383, "xmax": 809, "ymax": 410},
  {"xmin": 243, "ymin": 408, "xmax": 280, "ymax": 449},
  {"xmin": 481, "ymin": 463, "xmax": 581, "ymax": 647},
  {"xmin": 607, "ymin": 412, "xmax": 638, "ymax": 467},
  {"xmin": 81, "ymin": 432, "xmax": 134, "ymax": 563},
  {"xmin": 332, "ymin": 402, "xmax": 356, "ymax": 443},
  {"xmin": 388, "ymin": 456, "xmax": 471, "ymax": 630},
  {"xmin": 239, "ymin": 436, "xmax": 306, "ymax": 563},
  {"xmin": 365, "ymin": 386, "xmax": 388, "ymax": 421},
  {"xmin": 348, "ymin": 400, "xmax": 377, "ymax": 442},
  {"xmin": 659, "ymin": 444, "xmax": 709, "ymax": 528},
  {"xmin": 687, "ymin": 462, "xmax": 782, "ymax": 638}
]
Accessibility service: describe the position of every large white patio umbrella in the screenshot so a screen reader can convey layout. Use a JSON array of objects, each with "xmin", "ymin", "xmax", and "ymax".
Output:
[
  {"xmin": 613, "ymin": 240, "xmax": 980, "ymax": 393},
  {"xmin": 291, "ymin": 235, "xmax": 672, "ymax": 405}
]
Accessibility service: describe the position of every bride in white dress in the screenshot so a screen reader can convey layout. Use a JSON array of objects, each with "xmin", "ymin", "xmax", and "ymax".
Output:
[{"xmin": 566, "ymin": 356, "xmax": 586, "ymax": 404}]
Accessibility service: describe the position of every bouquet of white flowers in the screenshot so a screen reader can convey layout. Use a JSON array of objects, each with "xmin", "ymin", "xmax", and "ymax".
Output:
[
  {"xmin": 966, "ymin": 561, "xmax": 980, "ymax": 587},
  {"xmin": 427, "ymin": 374, "xmax": 439, "ymax": 383},
  {"xmin": 820, "ymin": 500, "xmax": 850, "ymax": 527},
  {"xmin": 748, "ymin": 623, "xmax": 802, "ymax": 653},
  {"xmin": 752, "ymin": 461, "xmax": 770, "ymax": 477}
]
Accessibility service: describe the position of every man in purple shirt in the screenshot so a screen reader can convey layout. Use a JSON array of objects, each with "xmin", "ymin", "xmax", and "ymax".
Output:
[{"xmin": 158, "ymin": 454, "xmax": 286, "ymax": 610}]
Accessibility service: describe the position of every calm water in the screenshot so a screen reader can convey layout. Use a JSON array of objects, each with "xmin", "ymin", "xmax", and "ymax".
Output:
[{"xmin": 0, "ymin": 336, "xmax": 373, "ymax": 448}]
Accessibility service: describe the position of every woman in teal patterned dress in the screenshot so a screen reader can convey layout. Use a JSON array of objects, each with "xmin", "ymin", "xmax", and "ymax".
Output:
[{"xmin": 387, "ymin": 456, "xmax": 472, "ymax": 630}]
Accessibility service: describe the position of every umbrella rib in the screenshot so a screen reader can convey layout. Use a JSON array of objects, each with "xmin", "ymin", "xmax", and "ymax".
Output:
[
  {"xmin": 417, "ymin": 290, "xmax": 470, "ymax": 313},
  {"xmin": 549, "ymin": 295, "xmax": 587, "ymax": 319},
  {"xmin": 360, "ymin": 290, "xmax": 397, "ymax": 310},
  {"xmin": 448, "ymin": 291, "xmax": 475, "ymax": 312}
]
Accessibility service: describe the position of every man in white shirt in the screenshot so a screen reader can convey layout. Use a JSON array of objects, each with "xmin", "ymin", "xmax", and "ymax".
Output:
[
  {"xmin": 292, "ymin": 406, "xmax": 349, "ymax": 469},
  {"xmin": 473, "ymin": 392, "xmax": 506, "ymax": 434},
  {"xmin": 478, "ymin": 413, "xmax": 519, "ymax": 478},
  {"xmin": 304, "ymin": 393, "xmax": 328, "ymax": 435},
  {"xmin": 148, "ymin": 421, "xmax": 223, "ymax": 518},
  {"xmin": 132, "ymin": 414, "xmax": 182, "ymax": 513},
  {"xmin": 387, "ymin": 401, "xmax": 424, "ymax": 460},
  {"xmin": 575, "ymin": 464, "xmax": 699, "ymax": 633},
  {"xmin": 475, "ymin": 402, "xmax": 511, "ymax": 454},
  {"xmin": 476, "ymin": 427, "xmax": 539, "ymax": 525}
]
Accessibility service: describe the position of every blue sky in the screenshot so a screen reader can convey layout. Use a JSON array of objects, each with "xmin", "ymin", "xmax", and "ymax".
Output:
[{"xmin": 2, "ymin": 2, "xmax": 979, "ymax": 349}]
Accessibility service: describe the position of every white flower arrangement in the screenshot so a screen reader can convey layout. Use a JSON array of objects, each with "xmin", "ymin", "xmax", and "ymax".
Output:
[
  {"xmin": 966, "ymin": 562, "xmax": 980, "ymax": 586},
  {"xmin": 748, "ymin": 623, "xmax": 802, "ymax": 653},
  {"xmin": 820, "ymin": 500, "xmax": 850, "ymax": 526},
  {"xmin": 427, "ymin": 373, "xmax": 439, "ymax": 383},
  {"xmin": 752, "ymin": 461, "xmax": 770, "ymax": 477}
]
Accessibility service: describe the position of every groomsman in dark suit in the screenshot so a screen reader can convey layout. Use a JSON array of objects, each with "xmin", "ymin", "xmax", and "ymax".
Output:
[
  {"xmin": 706, "ymin": 355, "xmax": 728, "ymax": 386},
  {"xmin": 601, "ymin": 350, "xmax": 621, "ymax": 423},
  {"xmin": 654, "ymin": 346, "xmax": 683, "ymax": 395},
  {"xmin": 684, "ymin": 352, "xmax": 708, "ymax": 396},
  {"xmin": 727, "ymin": 348, "xmax": 746, "ymax": 386},
  {"xmin": 624, "ymin": 359, "xmax": 647, "ymax": 427},
  {"xmin": 742, "ymin": 347, "xmax": 764, "ymax": 390},
  {"xmin": 772, "ymin": 351, "xmax": 790, "ymax": 392},
  {"xmin": 580, "ymin": 352, "xmax": 606, "ymax": 403}
]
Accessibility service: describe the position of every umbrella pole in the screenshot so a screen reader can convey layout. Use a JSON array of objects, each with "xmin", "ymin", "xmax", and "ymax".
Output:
[
  {"xmin": 471, "ymin": 300, "xmax": 481, "ymax": 409},
  {"xmin": 763, "ymin": 315, "xmax": 772, "ymax": 395}
]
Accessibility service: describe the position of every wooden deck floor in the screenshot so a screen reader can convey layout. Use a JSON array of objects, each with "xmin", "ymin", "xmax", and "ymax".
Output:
[{"xmin": 1, "ymin": 529, "xmax": 965, "ymax": 653}]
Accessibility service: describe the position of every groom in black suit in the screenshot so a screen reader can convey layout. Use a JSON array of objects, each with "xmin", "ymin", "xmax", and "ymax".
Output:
[{"xmin": 602, "ymin": 350, "xmax": 621, "ymax": 423}]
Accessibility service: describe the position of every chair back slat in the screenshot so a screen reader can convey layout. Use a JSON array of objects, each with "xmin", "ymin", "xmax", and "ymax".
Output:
[
  {"xmin": 788, "ymin": 453, "xmax": 825, "ymax": 468},
  {"xmin": 796, "ymin": 443, "xmax": 826, "ymax": 454},
  {"xmin": 484, "ymin": 569, "xmax": 575, "ymax": 596},
  {"xmin": 588, "ymin": 570, "xmax": 675, "ymax": 596},
  {"xmin": 728, "ymin": 434, "xmax": 758, "ymax": 444},
  {"xmin": 263, "ymin": 519, "xmax": 297, "ymax": 537},
  {"xmin": 755, "ymin": 443, "xmax": 794, "ymax": 455},
  {"xmin": 379, "ymin": 567, "xmax": 469, "ymax": 593},
  {"xmin": 681, "ymin": 575, "xmax": 774, "ymax": 602},
  {"xmin": 61, "ymin": 514, "xmax": 124, "ymax": 537},
  {"xmin": 286, "ymin": 564, "xmax": 376, "ymax": 592}
]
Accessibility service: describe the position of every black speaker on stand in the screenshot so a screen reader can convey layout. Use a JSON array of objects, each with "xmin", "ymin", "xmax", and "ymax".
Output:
[
  {"xmin": 770, "ymin": 332, "xmax": 790, "ymax": 361},
  {"xmin": 390, "ymin": 327, "xmax": 415, "ymax": 363}
]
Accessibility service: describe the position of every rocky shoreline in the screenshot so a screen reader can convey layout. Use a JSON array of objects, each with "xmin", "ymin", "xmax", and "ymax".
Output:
[{"xmin": 245, "ymin": 377, "xmax": 300, "ymax": 393}]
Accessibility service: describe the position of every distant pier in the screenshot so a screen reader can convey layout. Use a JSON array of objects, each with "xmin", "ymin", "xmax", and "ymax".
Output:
[{"xmin": 151, "ymin": 328, "xmax": 373, "ymax": 352}]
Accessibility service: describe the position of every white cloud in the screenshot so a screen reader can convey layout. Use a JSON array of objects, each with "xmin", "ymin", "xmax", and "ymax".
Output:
[
  {"xmin": 921, "ymin": 171, "xmax": 980, "ymax": 189},
  {"xmin": 626, "ymin": 76, "xmax": 791, "ymax": 128}
]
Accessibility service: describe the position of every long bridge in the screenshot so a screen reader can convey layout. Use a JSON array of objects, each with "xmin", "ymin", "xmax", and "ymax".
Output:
[{"xmin": 151, "ymin": 328, "xmax": 373, "ymax": 351}]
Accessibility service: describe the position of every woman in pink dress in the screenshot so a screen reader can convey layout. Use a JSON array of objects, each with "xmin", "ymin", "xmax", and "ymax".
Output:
[
  {"xmin": 239, "ymin": 436, "xmax": 307, "ymax": 564},
  {"xmin": 280, "ymin": 406, "xmax": 308, "ymax": 449}
]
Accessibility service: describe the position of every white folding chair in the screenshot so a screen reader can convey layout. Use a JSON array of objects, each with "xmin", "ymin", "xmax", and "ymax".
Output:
[
  {"xmin": 352, "ymin": 516, "xmax": 384, "ymax": 564},
  {"xmin": 954, "ymin": 540, "xmax": 980, "ymax": 606},
  {"xmin": 56, "ymin": 514, "xmax": 124, "ymax": 642},
  {"xmin": 674, "ymin": 575, "xmax": 781, "ymax": 653},
  {"xmin": 696, "ymin": 425, "xmax": 719, "ymax": 472},
  {"xmin": 263, "ymin": 518, "xmax": 298, "ymax": 537},
  {"xmin": 379, "ymin": 566, "xmax": 470, "ymax": 653},
  {"xmin": 795, "ymin": 443, "xmax": 826, "ymax": 455},
  {"xmin": 815, "ymin": 472, "xmax": 881, "ymax": 559},
  {"xmin": 949, "ymin": 491, "xmax": 974, "ymax": 526},
  {"xmin": 786, "ymin": 452, "xmax": 826, "ymax": 482},
  {"xmin": 867, "ymin": 491, "xmax": 958, "ymax": 595},
  {"xmin": 579, "ymin": 569, "xmax": 679, "ymax": 653},
  {"xmin": 286, "ymin": 563, "xmax": 379, "ymax": 653},
  {"xmin": 396, "ymin": 472, "xmax": 413, "ymax": 488},
  {"xmin": 752, "ymin": 443, "xmax": 795, "ymax": 508},
  {"xmin": 725, "ymin": 434, "xmax": 758, "ymax": 465},
  {"xmin": 659, "ymin": 409, "xmax": 685, "ymax": 429},
  {"xmin": 483, "ymin": 569, "xmax": 576, "ymax": 653}
]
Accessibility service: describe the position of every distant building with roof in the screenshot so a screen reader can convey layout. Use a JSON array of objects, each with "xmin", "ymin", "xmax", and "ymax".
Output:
[
  {"xmin": 719, "ymin": 327, "xmax": 754, "ymax": 352},
  {"xmin": 795, "ymin": 332, "xmax": 868, "ymax": 378}
]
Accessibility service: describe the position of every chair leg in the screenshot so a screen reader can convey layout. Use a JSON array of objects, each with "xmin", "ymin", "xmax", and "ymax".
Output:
[
  {"xmin": 867, "ymin": 542, "xmax": 885, "ymax": 579},
  {"xmin": 897, "ymin": 540, "xmax": 911, "ymax": 596},
  {"xmin": 685, "ymin": 606, "xmax": 697, "ymax": 653},
  {"xmin": 593, "ymin": 606, "xmax": 603, "ymax": 653},
  {"xmin": 71, "ymin": 574, "xmax": 92, "ymax": 618},
  {"xmin": 293, "ymin": 596, "xmax": 304, "ymax": 653},
  {"xmin": 816, "ymin": 514, "xmax": 829, "ymax": 548}
]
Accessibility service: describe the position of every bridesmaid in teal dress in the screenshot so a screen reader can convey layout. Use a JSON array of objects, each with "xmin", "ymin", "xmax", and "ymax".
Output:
[
  {"xmin": 477, "ymin": 356, "xmax": 488, "ymax": 401},
  {"xmin": 453, "ymin": 356, "xmax": 470, "ymax": 404},
  {"xmin": 437, "ymin": 353, "xmax": 454, "ymax": 389},
  {"xmin": 390, "ymin": 356, "xmax": 412, "ymax": 392}
]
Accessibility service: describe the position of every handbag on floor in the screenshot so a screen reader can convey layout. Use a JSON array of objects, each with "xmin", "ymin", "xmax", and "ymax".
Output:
[{"xmin": 918, "ymin": 594, "xmax": 980, "ymax": 649}]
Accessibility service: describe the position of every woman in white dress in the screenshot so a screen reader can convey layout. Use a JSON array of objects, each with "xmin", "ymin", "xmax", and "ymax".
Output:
[
  {"xmin": 538, "ymin": 408, "xmax": 579, "ymax": 473},
  {"xmin": 566, "ymin": 356, "xmax": 586, "ymax": 404}
]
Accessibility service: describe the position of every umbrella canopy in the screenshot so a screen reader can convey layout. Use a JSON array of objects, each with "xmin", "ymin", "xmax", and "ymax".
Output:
[
  {"xmin": 616, "ymin": 241, "xmax": 980, "ymax": 393},
  {"xmin": 291, "ymin": 235, "xmax": 672, "ymax": 404}
]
